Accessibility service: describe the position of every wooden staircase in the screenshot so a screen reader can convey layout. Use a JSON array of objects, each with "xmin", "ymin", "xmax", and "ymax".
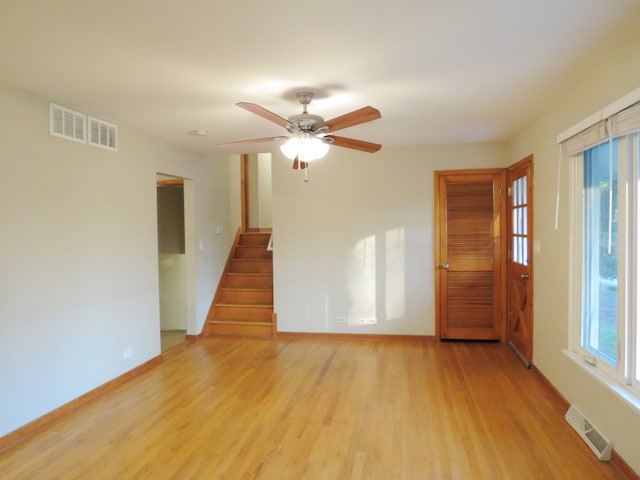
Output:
[{"xmin": 203, "ymin": 230, "xmax": 276, "ymax": 336}]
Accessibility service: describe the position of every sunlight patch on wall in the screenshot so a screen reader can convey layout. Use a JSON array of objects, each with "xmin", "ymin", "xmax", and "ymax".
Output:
[
  {"xmin": 347, "ymin": 234, "xmax": 377, "ymax": 318},
  {"xmin": 385, "ymin": 228, "xmax": 406, "ymax": 321}
]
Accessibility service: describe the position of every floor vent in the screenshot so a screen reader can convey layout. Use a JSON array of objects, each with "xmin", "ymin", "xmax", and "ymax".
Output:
[
  {"xmin": 50, "ymin": 103, "xmax": 86, "ymax": 144},
  {"xmin": 88, "ymin": 116, "xmax": 118, "ymax": 151},
  {"xmin": 565, "ymin": 405, "xmax": 612, "ymax": 461}
]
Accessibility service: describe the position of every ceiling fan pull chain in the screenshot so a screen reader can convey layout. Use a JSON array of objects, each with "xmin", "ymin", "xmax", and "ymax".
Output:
[{"xmin": 304, "ymin": 165, "xmax": 309, "ymax": 183}]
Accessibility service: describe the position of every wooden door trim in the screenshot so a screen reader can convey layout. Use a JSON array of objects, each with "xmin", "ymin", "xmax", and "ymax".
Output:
[
  {"xmin": 508, "ymin": 154, "xmax": 534, "ymax": 175},
  {"xmin": 156, "ymin": 179, "xmax": 184, "ymax": 186},
  {"xmin": 240, "ymin": 154, "xmax": 249, "ymax": 232},
  {"xmin": 434, "ymin": 168, "xmax": 507, "ymax": 342}
]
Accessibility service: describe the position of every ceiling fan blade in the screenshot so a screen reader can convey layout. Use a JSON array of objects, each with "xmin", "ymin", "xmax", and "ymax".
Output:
[
  {"xmin": 315, "ymin": 106, "xmax": 381, "ymax": 133},
  {"xmin": 324, "ymin": 135, "xmax": 382, "ymax": 153},
  {"xmin": 292, "ymin": 158, "xmax": 299, "ymax": 169},
  {"xmin": 237, "ymin": 102, "xmax": 299, "ymax": 131},
  {"xmin": 218, "ymin": 136, "xmax": 288, "ymax": 148}
]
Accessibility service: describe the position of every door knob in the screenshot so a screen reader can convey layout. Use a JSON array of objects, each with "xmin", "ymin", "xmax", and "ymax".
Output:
[
  {"xmin": 441, "ymin": 263, "xmax": 450, "ymax": 270},
  {"xmin": 520, "ymin": 273, "xmax": 530, "ymax": 280}
]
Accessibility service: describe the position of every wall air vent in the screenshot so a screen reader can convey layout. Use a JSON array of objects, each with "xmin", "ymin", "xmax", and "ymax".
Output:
[
  {"xmin": 88, "ymin": 116, "xmax": 118, "ymax": 151},
  {"xmin": 565, "ymin": 405, "xmax": 612, "ymax": 461},
  {"xmin": 50, "ymin": 103, "xmax": 86, "ymax": 144}
]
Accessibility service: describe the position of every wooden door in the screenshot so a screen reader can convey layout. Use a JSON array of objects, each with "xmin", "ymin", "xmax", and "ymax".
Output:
[
  {"xmin": 435, "ymin": 170, "xmax": 506, "ymax": 340},
  {"xmin": 507, "ymin": 156, "xmax": 534, "ymax": 366}
]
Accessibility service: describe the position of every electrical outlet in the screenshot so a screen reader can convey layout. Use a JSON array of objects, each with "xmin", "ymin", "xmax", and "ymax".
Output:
[
  {"xmin": 336, "ymin": 316, "xmax": 346, "ymax": 323},
  {"xmin": 347, "ymin": 316, "xmax": 358, "ymax": 324},
  {"xmin": 362, "ymin": 317, "xmax": 378, "ymax": 325},
  {"xmin": 123, "ymin": 348, "xmax": 133, "ymax": 359}
]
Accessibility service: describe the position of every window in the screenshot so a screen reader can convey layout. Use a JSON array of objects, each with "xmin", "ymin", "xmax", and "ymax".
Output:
[
  {"xmin": 512, "ymin": 175, "xmax": 529, "ymax": 266},
  {"xmin": 562, "ymin": 91, "xmax": 640, "ymax": 397},
  {"xmin": 582, "ymin": 140, "xmax": 619, "ymax": 367}
]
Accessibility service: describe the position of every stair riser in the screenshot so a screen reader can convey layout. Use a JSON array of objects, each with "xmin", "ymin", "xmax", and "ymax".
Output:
[
  {"xmin": 229, "ymin": 260, "xmax": 272, "ymax": 273},
  {"xmin": 234, "ymin": 247, "xmax": 272, "ymax": 259},
  {"xmin": 222, "ymin": 275, "xmax": 273, "ymax": 289},
  {"xmin": 207, "ymin": 322, "xmax": 273, "ymax": 336},
  {"xmin": 213, "ymin": 305, "xmax": 272, "ymax": 321},
  {"xmin": 238, "ymin": 233, "xmax": 271, "ymax": 246},
  {"xmin": 218, "ymin": 290, "xmax": 273, "ymax": 304}
]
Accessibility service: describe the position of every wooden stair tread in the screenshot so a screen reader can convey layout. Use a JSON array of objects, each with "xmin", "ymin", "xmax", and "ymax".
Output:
[
  {"xmin": 225, "ymin": 272, "xmax": 271, "ymax": 276},
  {"xmin": 213, "ymin": 302, "xmax": 273, "ymax": 308},
  {"xmin": 208, "ymin": 320, "xmax": 273, "ymax": 325},
  {"xmin": 234, "ymin": 245, "xmax": 272, "ymax": 257},
  {"xmin": 220, "ymin": 287, "xmax": 272, "ymax": 291},
  {"xmin": 238, "ymin": 233, "xmax": 271, "ymax": 246},
  {"xmin": 231, "ymin": 258, "xmax": 271, "ymax": 262}
]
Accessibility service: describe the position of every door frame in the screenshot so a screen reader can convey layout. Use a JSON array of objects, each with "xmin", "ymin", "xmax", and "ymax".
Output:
[
  {"xmin": 434, "ymin": 168, "xmax": 507, "ymax": 341},
  {"xmin": 240, "ymin": 154, "xmax": 250, "ymax": 232},
  {"xmin": 156, "ymin": 173, "xmax": 197, "ymax": 337}
]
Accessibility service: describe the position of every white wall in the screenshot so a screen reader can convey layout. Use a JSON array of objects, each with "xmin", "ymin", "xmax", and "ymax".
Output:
[
  {"xmin": 257, "ymin": 153, "xmax": 272, "ymax": 228},
  {"xmin": 272, "ymin": 143, "xmax": 508, "ymax": 335},
  {"xmin": 508, "ymin": 8, "xmax": 640, "ymax": 472},
  {"xmin": 158, "ymin": 254, "xmax": 187, "ymax": 330},
  {"xmin": 248, "ymin": 154, "xmax": 260, "ymax": 228},
  {"xmin": 0, "ymin": 82, "xmax": 233, "ymax": 437},
  {"xmin": 229, "ymin": 155, "xmax": 242, "ymax": 234}
]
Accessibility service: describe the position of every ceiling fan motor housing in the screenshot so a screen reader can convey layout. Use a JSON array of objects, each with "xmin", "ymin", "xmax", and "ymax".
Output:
[
  {"xmin": 285, "ymin": 92, "xmax": 324, "ymax": 133},
  {"xmin": 286, "ymin": 113, "xmax": 324, "ymax": 133}
]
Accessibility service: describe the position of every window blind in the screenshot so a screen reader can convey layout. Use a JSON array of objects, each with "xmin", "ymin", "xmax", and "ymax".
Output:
[
  {"xmin": 562, "ymin": 122, "xmax": 608, "ymax": 157},
  {"xmin": 555, "ymin": 86, "xmax": 640, "ymax": 229},
  {"xmin": 607, "ymin": 102, "xmax": 640, "ymax": 138},
  {"xmin": 558, "ymin": 84, "xmax": 640, "ymax": 154}
]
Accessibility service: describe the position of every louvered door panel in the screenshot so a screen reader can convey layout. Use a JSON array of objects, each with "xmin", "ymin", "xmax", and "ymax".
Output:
[
  {"xmin": 446, "ymin": 272, "xmax": 494, "ymax": 329},
  {"xmin": 435, "ymin": 171, "xmax": 505, "ymax": 340},
  {"xmin": 446, "ymin": 182, "xmax": 494, "ymax": 270}
]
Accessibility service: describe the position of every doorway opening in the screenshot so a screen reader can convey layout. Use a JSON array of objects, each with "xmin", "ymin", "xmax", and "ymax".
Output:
[
  {"xmin": 156, "ymin": 174, "xmax": 194, "ymax": 352},
  {"xmin": 240, "ymin": 153, "xmax": 272, "ymax": 232}
]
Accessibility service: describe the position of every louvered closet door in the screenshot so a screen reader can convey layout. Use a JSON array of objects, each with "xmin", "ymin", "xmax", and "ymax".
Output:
[{"xmin": 435, "ymin": 170, "xmax": 506, "ymax": 340}]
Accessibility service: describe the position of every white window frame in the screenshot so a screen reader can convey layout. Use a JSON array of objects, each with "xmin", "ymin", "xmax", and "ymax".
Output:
[{"xmin": 568, "ymin": 131, "xmax": 640, "ymax": 398}]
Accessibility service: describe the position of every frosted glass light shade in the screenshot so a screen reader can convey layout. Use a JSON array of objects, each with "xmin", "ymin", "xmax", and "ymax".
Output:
[
  {"xmin": 280, "ymin": 137, "xmax": 301, "ymax": 159},
  {"xmin": 280, "ymin": 135, "xmax": 329, "ymax": 162}
]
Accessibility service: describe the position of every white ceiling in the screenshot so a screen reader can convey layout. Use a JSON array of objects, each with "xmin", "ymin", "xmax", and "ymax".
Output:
[{"xmin": 1, "ymin": 0, "xmax": 638, "ymax": 155}]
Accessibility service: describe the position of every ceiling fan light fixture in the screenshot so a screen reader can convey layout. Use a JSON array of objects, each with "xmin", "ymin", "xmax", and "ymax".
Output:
[{"xmin": 280, "ymin": 134, "xmax": 329, "ymax": 162}]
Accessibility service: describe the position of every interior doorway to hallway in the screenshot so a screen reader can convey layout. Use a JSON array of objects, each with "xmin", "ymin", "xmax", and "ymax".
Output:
[
  {"xmin": 156, "ymin": 174, "xmax": 190, "ymax": 352},
  {"xmin": 240, "ymin": 153, "xmax": 273, "ymax": 231}
]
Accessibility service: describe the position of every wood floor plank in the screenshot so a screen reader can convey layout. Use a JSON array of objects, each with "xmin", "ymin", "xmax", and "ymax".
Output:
[{"xmin": 0, "ymin": 337, "xmax": 630, "ymax": 479}]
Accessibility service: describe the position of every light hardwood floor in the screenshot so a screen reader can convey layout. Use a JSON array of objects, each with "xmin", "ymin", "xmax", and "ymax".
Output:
[
  {"xmin": 0, "ymin": 337, "xmax": 630, "ymax": 479},
  {"xmin": 161, "ymin": 329, "xmax": 186, "ymax": 352}
]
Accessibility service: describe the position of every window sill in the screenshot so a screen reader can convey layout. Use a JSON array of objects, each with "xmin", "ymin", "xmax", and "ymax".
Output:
[{"xmin": 562, "ymin": 349, "xmax": 640, "ymax": 413}]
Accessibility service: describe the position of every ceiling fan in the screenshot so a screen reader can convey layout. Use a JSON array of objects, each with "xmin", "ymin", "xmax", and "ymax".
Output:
[{"xmin": 219, "ymin": 92, "xmax": 382, "ymax": 169}]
